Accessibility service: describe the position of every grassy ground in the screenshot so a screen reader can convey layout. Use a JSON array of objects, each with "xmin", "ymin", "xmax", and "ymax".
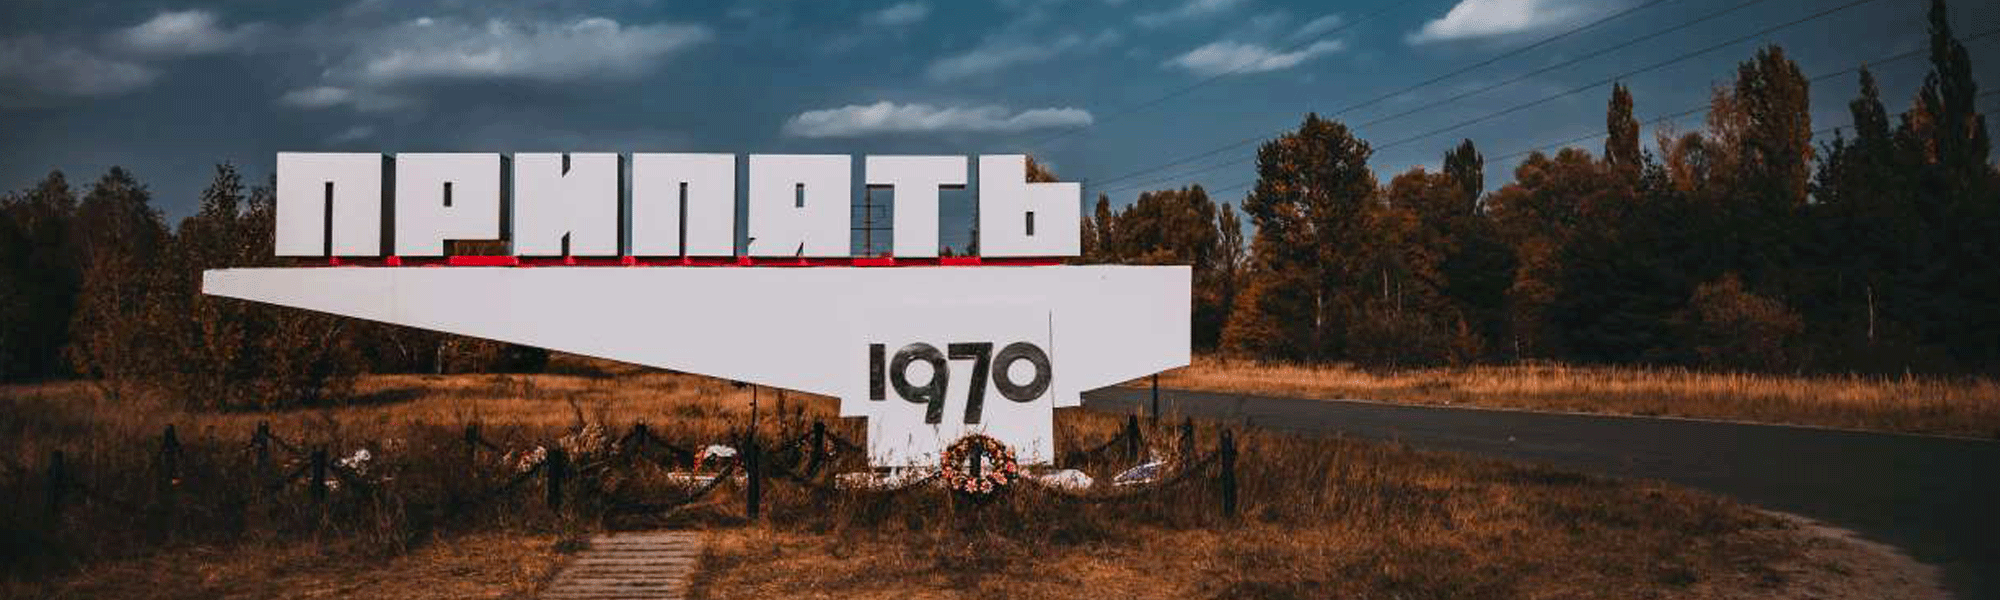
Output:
[
  {"xmin": 688, "ymin": 456, "xmax": 1796, "ymax": 600},
  {"xmin": 19, "ymin": 532, "xmax": 561, "ymax": 600},
  {"xmin": 0, "ymin": 356, "xmax": 1864, "ymax": 599},
  {"xmin": 1152, "ymin": 356, "xmax": 2000, "ymax": 438}
]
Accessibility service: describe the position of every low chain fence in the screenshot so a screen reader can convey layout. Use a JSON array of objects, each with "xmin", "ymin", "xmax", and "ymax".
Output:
[{"xmin": 17, "ymin": 414, "xmax": 1242, "ymax": 535}]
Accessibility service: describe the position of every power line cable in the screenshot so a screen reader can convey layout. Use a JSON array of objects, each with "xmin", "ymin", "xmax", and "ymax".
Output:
[
  {"xmin": 1355, "ymin": 0, "xmax": 1781, "ymax": 131},
  {"xmin": 1087, "ymin": 0, "xmax": 1683, "ymax": 188},
  {"xmin": 1484, "ymin": 28, "xmax": 1999, "ymax": 165},
  {"xmin": 1369, "ymin": 0, "xmax": 1887, "ymax": 152},
  {"xmin": 1101, "ymin": 0, "xmax": 1889, "ymax": 196},
  {"xmin": 1016, "ymin": 0, "xmax": 1418, "ymax": 150},
  {"xmin": 1203, "ymin": 70, "xmax": 2000, "ymax": 198}
]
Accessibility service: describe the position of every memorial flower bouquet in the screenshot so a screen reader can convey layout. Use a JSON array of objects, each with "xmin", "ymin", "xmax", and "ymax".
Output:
[{"xmin": 939, "ymin": 434, "xmax": 1019, "ymax": 495}]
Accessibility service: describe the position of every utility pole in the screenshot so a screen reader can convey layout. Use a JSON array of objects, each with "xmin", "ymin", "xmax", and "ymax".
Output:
[
  {"xmin": 1151, "ymin": 374, "xmax": 1160, "ymax": 425},
  {"xmin": 854, "ymin": 187, "xmax": 890, "ymax": 257},
  {"xmin": 747, "ymin": 384, "xmax": 762, "ymax": 519}
]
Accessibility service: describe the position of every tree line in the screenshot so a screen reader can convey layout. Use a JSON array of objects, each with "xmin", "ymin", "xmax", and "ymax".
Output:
[
  {"xmin": 0, "ymin": 1, "xmax": 1991, "ymax": 410},
  {"xmin": 1079, "ymin": 0, "xmax": 1994, "ymax": 374},
  {"xmin": 0, "ymin": 164, "xmax": 546, "ymax": 408}
]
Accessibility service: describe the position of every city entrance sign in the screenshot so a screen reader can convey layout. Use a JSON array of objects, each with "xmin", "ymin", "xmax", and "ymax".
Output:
[
  {"xmin": 273, "ymin": 153, "xmax": 1075, "ymax": 259},
  {"xmin": 204, "ymin": 152, "xmax": 1189, "ymax": 467}
]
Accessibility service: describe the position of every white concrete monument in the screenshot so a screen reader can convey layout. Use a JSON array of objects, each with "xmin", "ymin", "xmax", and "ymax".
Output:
[{"xmin": 206, "ymin": 152, "xmax": 1189, "ymax": 467}]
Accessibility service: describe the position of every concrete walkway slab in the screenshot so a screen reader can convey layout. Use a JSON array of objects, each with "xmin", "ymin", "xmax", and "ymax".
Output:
[{"xmin": 542, "ymin": 531, "xmax": 701, "ymax": 600}]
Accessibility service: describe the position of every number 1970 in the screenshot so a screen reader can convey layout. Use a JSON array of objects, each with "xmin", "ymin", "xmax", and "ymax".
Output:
[{"xmin": 869, "ymin": 341, "xmax": 1052, "ymax": 424}]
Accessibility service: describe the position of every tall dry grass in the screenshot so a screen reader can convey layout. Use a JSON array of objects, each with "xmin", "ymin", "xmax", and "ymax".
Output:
[
  {"xmin": 1154, "ymin": 355, "xmax": 2000, "ymax": 438},
  {"xmin": 693, "ymin": 420, "xmax": 1799, "ymax": 600},
  {"xmin": 1, "ymin": 356, "xmax": 1813, "ymax": 599},
  {"xmin": 0, "ymin": 357, "xmax": 846, "ymax": 598}
]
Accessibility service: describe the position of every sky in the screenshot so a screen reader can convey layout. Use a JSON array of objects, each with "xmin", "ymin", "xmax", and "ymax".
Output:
[{"xmin": 1, "ymin": 0, "xmax": 1994, "ymax": 252}]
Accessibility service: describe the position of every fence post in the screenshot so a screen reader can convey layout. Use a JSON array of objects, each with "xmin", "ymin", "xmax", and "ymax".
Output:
[
  {"xmin": 1124, "ymin": 414, "xmax": 1140, "ymax": 462},
  {"xmin": 46, "ymin": 450, "xmax": 65, "ymax": 520},
  {"xmin": 1150, "ymin": 374, "xmax": 1160, "ymax": 425},
  {"xmin": 807, "ymin": 420, "xmax": 826, "ymax": 475},
  {"xmin": 159, "ymin": 425, "xmax": 181, "ymax": 486},
  {"xmin": 252, "ymin": 422, "xmax": 271, "ymax": 472},
  {"xmin": 463, "ymin": 423, "xmax": 480, "ymax": 469},
  {"xmin": 745, "ymin": 435, "xmax": 762, "ymax": 520},
  {"xmin": 1179, "ymin": 417, "xmax": 1195, "ymax": 460},
  {"xmin": 309, "ymin": 448, "xmax": 328, "ymax": 503},
  {"xmin": 1219, "ymin": 429, "xmax": 1237, "ymax": 518},
  {"xmin": 545, "ymin": 448, "xmax": 567, "ymax": 513}
]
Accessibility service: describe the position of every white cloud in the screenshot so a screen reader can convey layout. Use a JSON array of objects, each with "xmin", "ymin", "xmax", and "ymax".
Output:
[
  {"xmin": 279, "ymin": 86, "xmax": 353, "ymax": 109},
  {"xmin": 1293, "ymin": 15, "xmax": 1345, "ymax": 39},
  {"xmin": 867, "ymin": 2, "xmax": 931, "ymax": 27},
  {"xmin": 782, "ymin": 101, "xmax": 1092, "ymax": 138},
  {"xmin": 1164, "ymin": 40, "xmax": 1345, "ymax": 76},
  {"xmin": 0, "ymin": 36, "xmax": 159, "ymax": 107},
  {"xmin": 1136, "ymin": 0, "xmax": 1249, "ymax": 28},
  {"xmin": 1409, "ymin": 0, "xmax": 1596, "ymax": 43},
  {"xmin": 276, "ymin": 15, "xmax": 712, "ymax": 111},
  {"xmin": 348, "ymin": 16, "xmax": 711, "ymax": 85},
  {"xmin": 924, "ymin": 29, "xmax": 1121, "ymax": 81},
  {"xmin": 114, "ymin": 10, "xmax": 264, "ymax": 56},
  {"xmin": 926, "ymin": 35, "xmax": 1076, "ymax": 81},
  {"xmin": 327, "ymin": 125, "xmax": 376, "ymax": 144},
  {"xmin": 276, "ymin": 85, "xmax": 413, "ymax": 112}
]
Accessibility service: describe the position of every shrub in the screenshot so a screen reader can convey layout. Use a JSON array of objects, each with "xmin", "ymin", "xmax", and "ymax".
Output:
[{"xmin": 1682, "ymin": 273, "xmax": 1804, "ymax": 371}]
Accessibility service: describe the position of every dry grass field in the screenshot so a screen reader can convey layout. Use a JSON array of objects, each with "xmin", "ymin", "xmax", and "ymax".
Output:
[
  {"xmin": 1153, "ymin": 356, "xmax": 2000, "ymax": 438},
  {"xmin": 0, "ymin": 356, "xmax": 1926, "ymax": 599}
]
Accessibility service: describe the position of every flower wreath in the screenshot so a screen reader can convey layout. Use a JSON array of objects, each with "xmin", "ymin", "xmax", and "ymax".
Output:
[{"xmin": 939, "ymin": 434, "xmax": 1020, "ymax": 495}]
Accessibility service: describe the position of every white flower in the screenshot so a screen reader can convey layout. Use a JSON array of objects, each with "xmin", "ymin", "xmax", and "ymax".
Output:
[
  {"xmin": 337, "ymin": 448, "xmax": 374, "ymax": 474},
  {"xmin": 516, "ymin": 446, "xmax": 549, "ymax": 473}
]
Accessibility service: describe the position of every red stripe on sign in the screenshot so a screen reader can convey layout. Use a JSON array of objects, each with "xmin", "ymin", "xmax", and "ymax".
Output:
[{"xmin": 311, "ymin": 256, "xmax": 1065, "ymax": 267}]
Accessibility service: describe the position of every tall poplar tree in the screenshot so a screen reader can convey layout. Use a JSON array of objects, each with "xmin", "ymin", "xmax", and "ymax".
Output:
[{"xmin": 1222, "ymin": 114, "xmax": 1376, "ymax": 360}]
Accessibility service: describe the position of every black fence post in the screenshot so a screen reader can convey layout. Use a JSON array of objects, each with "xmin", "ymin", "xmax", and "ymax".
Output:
[
  {"xmin": 1179, "ymin": 417, "xmax": 1195, "ymax": 460},
  {"xmin": 46, "ymin": 450, "xmax": 65, "ymax": 520},
  {"xmin": 775, "ymin": 390, "xmax": 787, "ymax": 439},
  {"xmin": 1124, "ymin": 414, "xmax": 1141, "ymax": 462},
  {"xmin": 1151, "ymin": 374, "xmax": 1160, "ymax": 425},
  {"xmin": 745, "ymin": 436, "xmax": 762, "ymax": 520},
  {"xmin": 253, "ymin": 422, "xmax": 271, "ymax": 473},
  {"xmin": 546, "ymin": 448, "xmax": 567, "ymax": 513},
  {"xmin": 807, "ymin": 420, "xmax": 826, "ymax": 476},
  {"xmin": 1219, "ymin": 429, "xmax": 1237, "ymax": 518},
  {"xmin": 159, "ymin": 425, "xmax": 182, "ymax": 534},
  {"xmin": 159, "ymin": 425, "xmax": 181, "ymax": 486},
  {"xmin": 309, "ymin": 448, "xmax": 328, "ymax": 503},
  {"xmin": 463, "ymin": 423, "xmax": 480, "ymax": 470}
]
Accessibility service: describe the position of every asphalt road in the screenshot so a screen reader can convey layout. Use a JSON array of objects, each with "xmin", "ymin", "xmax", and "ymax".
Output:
[{"xmin": 1081, "ymin": 387, "xmax": 2000, "ymax": 599}]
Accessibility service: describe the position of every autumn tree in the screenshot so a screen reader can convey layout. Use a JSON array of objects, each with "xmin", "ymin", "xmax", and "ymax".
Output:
[
  {"xmin": 0, "ymin": 171, "xmax": 83, "ymax": 380},
  {"xmin": 1222, "ymin": 114, "xmax": 1377, "ymax": 360},
  {"xmin": 65, "ymin": 168, "xmax": 170, "ymax": 395},
  {"xmin": 1902, "ymin": 0, "xmax": 1997, "ymax": 367},
  {"xmin": 1487, "ymin": 148, "xmax": 1603, "ymax": 358},
  {"xmin": 146, "ymin": 165, "xmax": 362, "ymax": 409},
  {"xmin": 1718, "ymin": 46, "xmax": 1814, "ymax": 291},
  {"xmin": 1605, "ymin": 83, "xmax": 1644, "ymax": 177},
  {"xmin": 1351, "ymin": 168, "xmax": 1456, "ymax": 365}
]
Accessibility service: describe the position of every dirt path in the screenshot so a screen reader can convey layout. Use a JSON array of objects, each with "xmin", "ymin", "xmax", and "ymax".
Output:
[
  {"xmin": 540, "ymin": 531, "xmax": 702, "ymax": 600},
  {"xmin": 1741, "ymin": 511, "xmax": 1950, "ymax": 600}
]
